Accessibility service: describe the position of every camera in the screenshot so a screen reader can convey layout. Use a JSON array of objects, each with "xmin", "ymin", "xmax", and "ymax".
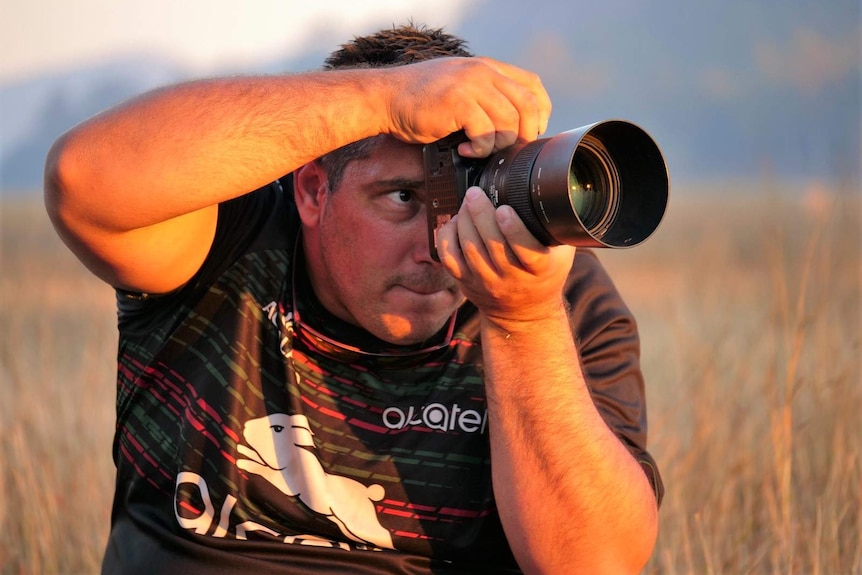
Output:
[{"xmin": 422, "ymin": 120, "xmax": 669, "ymax": 260}]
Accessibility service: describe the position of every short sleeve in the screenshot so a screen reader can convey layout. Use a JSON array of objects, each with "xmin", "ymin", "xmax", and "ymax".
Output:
[{"xmin": 116, "ymin": 181, "xmax": 286, "ymax": 335}]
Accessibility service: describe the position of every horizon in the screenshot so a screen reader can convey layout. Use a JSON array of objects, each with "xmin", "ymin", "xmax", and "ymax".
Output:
[{"xmin": 1, "ymin": 0, "xmax": 859, "ymax": 191}]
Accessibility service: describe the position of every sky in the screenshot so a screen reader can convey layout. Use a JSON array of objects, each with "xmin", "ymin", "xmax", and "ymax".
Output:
[
  {"xmin": 0, "ymin": 0, "xmax": 474, "ymax": 83},
  {"xmin": 0, "ymin": 0, "xmax": 858, "ymax": 189}
]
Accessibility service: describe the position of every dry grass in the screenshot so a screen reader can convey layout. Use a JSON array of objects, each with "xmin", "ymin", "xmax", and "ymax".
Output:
[
  {"xmin": 601, "ymin": 182, "xmax": 862, "ymax": 575},
  {"xmin": 1, "ymin": 198, "xmax": 116, "ymax": 574},
  {"xmin": 2, "ymin": 182, "xmax": 860, "ymax": 574}
]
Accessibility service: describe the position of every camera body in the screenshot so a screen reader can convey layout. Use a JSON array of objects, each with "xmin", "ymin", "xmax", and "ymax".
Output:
[
  {"xmin": 422, "ymin": 120, "xmax": 669, "ymax": 261},
  {"xmin": 422, "ymin": 131, "xmax": 477, "ymax": 260}
]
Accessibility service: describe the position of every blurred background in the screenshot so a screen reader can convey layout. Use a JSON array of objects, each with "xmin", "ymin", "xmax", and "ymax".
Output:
[
  {"xmin": 1, "ymin": 0, "xmax": 859, "ymax": 192},
  {"xmin": 1, "ymin": 1, "xmax": 859, "ymax": 573}
]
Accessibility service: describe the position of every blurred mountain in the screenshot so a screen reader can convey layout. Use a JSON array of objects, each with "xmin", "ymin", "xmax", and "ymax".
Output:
[
  {"xmin": 1, "ymin": 0, "xmax": 859, "ymax": 194},
  {"xmin": 0, "ymin": 55, "xmax": 187, "ymax": 192}
]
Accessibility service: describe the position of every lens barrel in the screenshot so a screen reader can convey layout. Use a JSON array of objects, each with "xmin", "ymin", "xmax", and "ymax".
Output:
[{"xmin": 476, "ymin": 120, "xmax": 669, "ymax": 248}]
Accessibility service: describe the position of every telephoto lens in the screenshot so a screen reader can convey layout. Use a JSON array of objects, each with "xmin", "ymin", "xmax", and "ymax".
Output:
[{"xmin": 476, "ymin": 120, "xmax": 669, "ymax": 248}]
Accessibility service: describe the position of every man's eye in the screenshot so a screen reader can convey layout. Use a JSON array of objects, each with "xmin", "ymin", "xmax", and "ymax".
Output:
[{"xmin": 388, "ymin": 190, "xmax": 414, "ymax": 204}]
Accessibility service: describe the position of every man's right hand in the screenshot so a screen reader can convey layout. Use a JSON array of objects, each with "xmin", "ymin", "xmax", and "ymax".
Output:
[{"xmin": 382, "ymin": 56, "xmax": 552, "ymax": 158}]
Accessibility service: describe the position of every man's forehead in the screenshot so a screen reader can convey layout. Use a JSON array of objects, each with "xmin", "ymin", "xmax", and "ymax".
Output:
[
  {"xmin": 344, "ymin": 137, "xmax": 425, "ymax": 182},
  {"xmin": 366, "ymin": 135, "xmax": 424, "ymax": 158}
]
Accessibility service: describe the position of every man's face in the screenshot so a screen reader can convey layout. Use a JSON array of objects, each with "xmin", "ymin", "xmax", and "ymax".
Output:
[{"xmin": 300, "ymin": 137, "xmax": 464, "ymax": 346}]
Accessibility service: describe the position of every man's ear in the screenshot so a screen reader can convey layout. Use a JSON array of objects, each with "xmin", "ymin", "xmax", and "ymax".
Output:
[{"xmin": 293, "ymin": 161, "xmax": 330, "ymax": 228}]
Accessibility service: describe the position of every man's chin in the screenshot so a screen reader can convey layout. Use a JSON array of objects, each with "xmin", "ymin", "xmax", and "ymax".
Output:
[
  {"xmin": 376, "ymin": 310, "xmax": 458, "ymax": 347},
  {"xmin": 372, "ymin": 290, "xmax": 460, "ymax": 341}
]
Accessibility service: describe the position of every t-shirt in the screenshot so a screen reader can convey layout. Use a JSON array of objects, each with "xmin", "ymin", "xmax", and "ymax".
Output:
[{"xmin": 102, "ymin": 180, "xmax": 663, "ymax": 574}]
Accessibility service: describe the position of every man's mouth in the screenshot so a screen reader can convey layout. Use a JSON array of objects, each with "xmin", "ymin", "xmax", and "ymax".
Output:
[
  {"xmin": 398, "ymin": 284, "xmax": 455, "ymax": 296},
  {"xmin": 391, "ymin": 275, "xmax": 457, "ymax": 296}
]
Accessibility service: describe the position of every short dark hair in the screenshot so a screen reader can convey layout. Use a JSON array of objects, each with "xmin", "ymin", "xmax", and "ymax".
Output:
[
  {"xmin": 317, "ymin": 23, "xmax": 473, "ymax": 191},
  {"xmin": 323, "ymin": 22, "xmax": 472, "ymax": 70}
]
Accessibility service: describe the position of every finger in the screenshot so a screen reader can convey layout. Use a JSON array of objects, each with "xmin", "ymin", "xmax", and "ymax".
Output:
[
  {"xmin": 437, "ymin": 215, "xmax": 468, "ymax": 280},
  {"xmin": 492, "ymin": 130, "xmax": 519, "ymax": 154},
  {"xmin": 494, "ymin": 204, "xmax": 552, "ymax": 273},
  {"xmin": 477, "ymin": 56, "xmax": 548, "ymax": 96},
  {"xmin": 453, "ymin": 191, "xmax": 500, "ymax": 277},
  {"xmin": 456, "ymin": 93, "xmax": 520, "ymax": 157},
  {"xmin": 458, "ymin": 130, "xmax": 518, "ymax": 158},
  {"xmin": 490, "ymin": 79, "xmax": 541, "ymax": 143},
  {"xmin": 456, "ymin": 62, "xmax": 549, "ymax": 156},
  {"xmin": 462, "ymin": 188, "xmax": 520, "ymax": 273},
  {"xmin": 472, "ymin": 89, "xmax": 524, "ymax": 152},
  {"xmin": 480, "ymin": 57, "xmax": 552, "ymax": 137}
]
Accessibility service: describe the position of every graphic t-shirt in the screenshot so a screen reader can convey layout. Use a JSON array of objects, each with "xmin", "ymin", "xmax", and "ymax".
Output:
[{"xmin": 102, "ymin": 180, "xmax": 662, "ymax": 574}]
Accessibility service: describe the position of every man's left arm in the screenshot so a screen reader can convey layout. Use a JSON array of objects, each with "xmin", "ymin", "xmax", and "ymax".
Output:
[{"xmin": 438, "ymin": 188, "xmax": 659, "ymax": 575}]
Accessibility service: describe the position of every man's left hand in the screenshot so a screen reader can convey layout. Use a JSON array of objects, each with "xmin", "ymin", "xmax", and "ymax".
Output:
[{"xmin": 436, "ymin": 186, "xmax": 576, "ymax": 330}]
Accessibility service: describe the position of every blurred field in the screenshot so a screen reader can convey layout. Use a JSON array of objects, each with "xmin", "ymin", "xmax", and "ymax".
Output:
[{"xmin": 2, "ymin": 183, "xmax": 860, "ymax": 574}]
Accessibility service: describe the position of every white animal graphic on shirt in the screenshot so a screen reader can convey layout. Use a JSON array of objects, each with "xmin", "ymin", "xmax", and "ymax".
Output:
[{"xmin": 236, "ymin": 413, "xmax": 393, "ymax": 549}]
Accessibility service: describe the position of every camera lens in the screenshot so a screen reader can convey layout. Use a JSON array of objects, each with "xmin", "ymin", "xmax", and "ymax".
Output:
[
  {"xmin": 476, "ymin": 120, "xmax": 668, "ymax": 249},
  {"xmin": 568, "ymin": 135, "xmax": 621, "ymax": 240}
]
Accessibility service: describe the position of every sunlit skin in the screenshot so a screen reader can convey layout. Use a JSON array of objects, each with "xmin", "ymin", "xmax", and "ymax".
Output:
[
  {"xmin": 296, "ymin": 135, "xmax": 658, "ymax": 573},
  {"xmin": 295, "ymin": 137, "xmax": 465, "ymax": 345},
  {"xmin": 43, "ymin": 52, "xmax": 659, "ymax": 572}
]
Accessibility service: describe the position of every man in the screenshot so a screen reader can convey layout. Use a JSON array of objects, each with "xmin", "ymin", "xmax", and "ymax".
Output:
[{"xmin": 45, "ymin": 24, "xmax": 662, "ymax": 574}]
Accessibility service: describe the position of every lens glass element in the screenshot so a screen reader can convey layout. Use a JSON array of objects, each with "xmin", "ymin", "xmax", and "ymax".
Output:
[{"xmin": 568, "ymin": 135, "xmax": 621, "ymax": 238}]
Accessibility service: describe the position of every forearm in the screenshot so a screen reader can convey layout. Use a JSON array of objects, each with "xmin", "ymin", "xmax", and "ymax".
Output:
[
  {"xmin": 482, "ymin": 308, "xmax": 658, "ymax": 574},
  {"xmin": 435, "ymin": 162, "xmax": 657, "ymax": 573},
  {"xmin": 46, "ymin": 57, "xmax": 551, "ymax": 292},
  {"xmin": 45, "ymin": 70, "xmax": 389, "ymax": 232},
  {"xmin": 45, "ymin": 54, "xmax": 551, "ymax": 234}
]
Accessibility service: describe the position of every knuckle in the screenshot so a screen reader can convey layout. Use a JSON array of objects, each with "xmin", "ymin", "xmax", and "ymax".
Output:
[
  {"xmin": 500, "ymin": 105, "xmax": 521, "ymax": 126},
  {"xmin": 525, "ymin": 70, "xmax": 543, "ymax": 87}
]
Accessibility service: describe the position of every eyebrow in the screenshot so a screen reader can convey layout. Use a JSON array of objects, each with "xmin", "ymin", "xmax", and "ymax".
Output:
[{"xmin": 365, "ymin": 177, "xmax": 425, "ymax": 191}]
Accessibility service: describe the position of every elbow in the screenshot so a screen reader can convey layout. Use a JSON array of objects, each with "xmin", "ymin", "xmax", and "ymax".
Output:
[
  {"xmin": 44, "ymin": 133, "xmax": 72, "ymax": 223},
  {"xmin": 605, "ymin": 477, "xmax": 660, "ymax": 575},
  {"xmin": 44, "ymin": 130, "xmax": 89, "ymax": 238},
  {"xmin": 593, "ymin": 512, "xmax": 660, "ymax": 575},
  {"xmin": 627, "ymin": 502, "xmax": 660, "ymax": 574},
  {"xmin": 583, "ymin": 483, "xmax": 661, "ymax": 574}
]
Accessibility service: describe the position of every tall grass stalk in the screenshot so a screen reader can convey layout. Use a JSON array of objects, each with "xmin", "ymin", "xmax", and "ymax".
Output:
[
  {"xmin": 2, "ymin": 183, "xmax": 860, "ymax": 574},
  {"xmin": 601, "ymin": 183, "xmax": 861, "ymax": 575}
]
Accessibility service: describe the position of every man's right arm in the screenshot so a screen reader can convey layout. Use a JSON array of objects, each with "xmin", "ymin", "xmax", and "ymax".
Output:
[{"xmin": 44, "ymin": 57, "xmax": 551, "ymax": 294}]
